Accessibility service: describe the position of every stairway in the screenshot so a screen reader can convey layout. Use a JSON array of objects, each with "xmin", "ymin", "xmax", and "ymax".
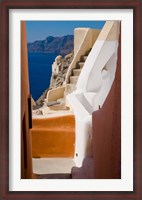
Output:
[
  {"xmin": 31, "ymin": 115, "xmax": 75, "ymax": 158},
  {"xmin": 45, "ymin": 49, "xmax": 92, "ymax": 108},
  {"xmin": 31, "ymin": 115, "xmax": 76, "ymax": 177},
  {"xmin": 65, "ymin": 49, "xmax": 91, "ymax": 95}
]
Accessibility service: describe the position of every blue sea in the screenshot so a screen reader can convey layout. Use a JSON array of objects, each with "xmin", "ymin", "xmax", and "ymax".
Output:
[{"xmin": 28, "ymin": 53, "xmax": 58, "ymax": 101}]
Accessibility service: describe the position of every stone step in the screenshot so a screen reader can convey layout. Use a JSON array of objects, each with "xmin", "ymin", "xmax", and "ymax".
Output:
[
  {"xmin": 69, "ymin": 76, "xmax": 79, "ymax": 84},
  {"xmin": 46, "ymin": 101, "xmax": 60, "ymax": 107},
  {"xmin": 85, "ymin": 48, "xmax": 92, "ymax": 56},
  {"xmin": 78, "ymin": 62, "xmax": 84, "ymax": 69},
  {"xmin": 33, "ymin": 158, "xmax": 75, "ymax": 175},
  {"xmin": 83, "ymin": 56, "xmax": 88, "ymax": 61},
  {"xmin": 73, "ymin": 68, "xmax": 82, "ymax": 76}
]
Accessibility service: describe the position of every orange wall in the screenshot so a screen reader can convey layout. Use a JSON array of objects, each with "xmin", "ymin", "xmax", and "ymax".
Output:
[{"xmin": 21, "ymin": 21, "xmax": 33, "ymax": 179}]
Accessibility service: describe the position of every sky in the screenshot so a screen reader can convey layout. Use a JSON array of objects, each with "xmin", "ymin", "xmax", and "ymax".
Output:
[{"xmin": 26, "ymin": 21, "xmax": 106, "ymax": 43}]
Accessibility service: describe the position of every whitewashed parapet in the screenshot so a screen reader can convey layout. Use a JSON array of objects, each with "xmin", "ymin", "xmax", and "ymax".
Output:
[{"xmin": 46, "ymin": 86, "xmax": 65, "ymax": 102}]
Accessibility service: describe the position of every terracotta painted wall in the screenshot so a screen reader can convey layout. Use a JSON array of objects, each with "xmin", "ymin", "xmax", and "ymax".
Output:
[
  {"xmin": 21, "ymin": 21, "xmax": 33, "ymax": 179},
  {"xmin": 92, "ymin": 33, "xmax": 121, "ymax": 179}
]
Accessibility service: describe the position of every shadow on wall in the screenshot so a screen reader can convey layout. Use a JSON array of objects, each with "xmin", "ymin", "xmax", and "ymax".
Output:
[{"xmin": 92, "ymin": 27, "xmax": 121, "ymax": 179}]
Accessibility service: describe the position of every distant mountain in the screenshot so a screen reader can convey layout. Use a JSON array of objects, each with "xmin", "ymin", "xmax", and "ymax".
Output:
[{"xmin": 27, "ymin": 35, "xmax": 74, "ymax": 56}]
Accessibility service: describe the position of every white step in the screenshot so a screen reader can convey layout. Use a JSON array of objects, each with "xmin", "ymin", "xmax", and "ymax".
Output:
[
  {"xmin": 78, "ymin": 62, "xmax": 84, "ymax": 68},
  {"xmin": 83, "ymin": 56, "xmax": 88, "ymax": 61},
  {"xmin": 85, "ymin": 48, "xmax": 91, "ymax": 56},
  {"xmin": 73, "ymin": 68, "xmax": 82, "ymax": 76},
  {"xmin": 33, "ymin": 158, "xmax": 75, "ymax": 174},
  {"xmin": 70, "ymin": 76, "xmax": 79, "ymax": 84}
]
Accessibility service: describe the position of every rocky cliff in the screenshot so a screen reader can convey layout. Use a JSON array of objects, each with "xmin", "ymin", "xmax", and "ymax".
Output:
[
  {"xmin": 34, "ymin": 51, "xmax": 74, "ymax": 109},
  {"xmin": 50, "ymin": 52, "xmax": 74, "ymax": 88},
  {"xmin": 28, "ymin": 35, "xmax": 74, "ymax": 56}
]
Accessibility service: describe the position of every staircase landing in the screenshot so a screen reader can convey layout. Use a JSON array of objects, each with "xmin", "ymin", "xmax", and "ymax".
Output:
[{"xmin": 33, "ymin": 158, "xmax": 75, "ymax": 175}]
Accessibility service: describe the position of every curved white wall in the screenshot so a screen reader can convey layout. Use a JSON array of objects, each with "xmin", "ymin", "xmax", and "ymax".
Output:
[
  {"xmin": 67, "ymin": 21, "xmax": 120, "ymax": 167},
  {"xmin": 77, "ymin": 40, "xmax": 118, "ymax": 109}
]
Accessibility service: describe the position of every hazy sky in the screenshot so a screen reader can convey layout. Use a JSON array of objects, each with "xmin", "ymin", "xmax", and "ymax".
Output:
[{"xmin": 26, "ymin": 21, "xmax": 105, "ymax": 43}]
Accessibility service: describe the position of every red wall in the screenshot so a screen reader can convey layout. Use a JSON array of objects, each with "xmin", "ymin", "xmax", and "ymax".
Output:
[
  {"xmin": 92, "ymin": 34, "xmax": 121, "ymax": 179},
  {"xmin": 21, "ymin": 22, "xmax": 33, "ymax": 179}
]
